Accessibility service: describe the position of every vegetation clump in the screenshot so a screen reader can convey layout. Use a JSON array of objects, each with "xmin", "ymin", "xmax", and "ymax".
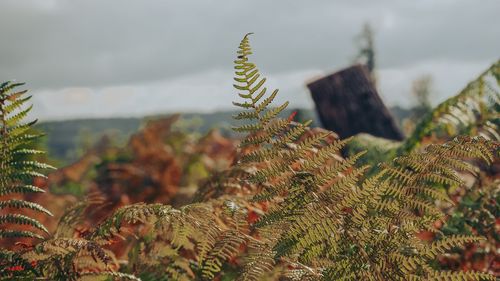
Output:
[{"xmin": 0, "ymin": 35, "xmax": 498, "ymax": 280}]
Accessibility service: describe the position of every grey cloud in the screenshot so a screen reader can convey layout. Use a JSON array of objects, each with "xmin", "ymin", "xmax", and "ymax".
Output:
[{"xmin": 0, "ymin": 0, "xmax": 498, "ymax": 120}]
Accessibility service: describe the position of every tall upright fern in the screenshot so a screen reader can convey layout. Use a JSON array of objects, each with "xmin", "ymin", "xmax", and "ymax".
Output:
[
  {"xmin": 0, "ymin": 85, "xmax": 138, "ymax": 280},
  {"xmin": 0, "ymin": 81, "xmax": 54, "ymax": 241},
  {"xmin": 231, "ymin": 34, "xmax": 497, "ymax": 281}
]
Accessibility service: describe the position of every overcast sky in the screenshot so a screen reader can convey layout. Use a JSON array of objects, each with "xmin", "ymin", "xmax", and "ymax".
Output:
[{"xmin": 1, "ymin": 0, "xmax": 498, "ymax": 120}]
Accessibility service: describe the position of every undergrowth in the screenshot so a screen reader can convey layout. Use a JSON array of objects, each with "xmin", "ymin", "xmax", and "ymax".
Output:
[{"xmin": 0, "ymin": 35, "xmax": 498, "ymax": 280}]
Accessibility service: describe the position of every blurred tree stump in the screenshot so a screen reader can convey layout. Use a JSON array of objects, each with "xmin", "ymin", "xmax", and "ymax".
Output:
[{"xmin": 307, "ymin": 64, "xmax": 404, "ymax": 141}]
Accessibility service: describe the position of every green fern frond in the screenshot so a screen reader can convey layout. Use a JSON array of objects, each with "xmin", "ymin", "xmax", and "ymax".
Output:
[
  {"xmin": 232, "ymin": 34, "xmax": 294, "ymax": 147},
  {"xmin": 55, "ymin": 195, "xmax": 105, "ymax": 239},
  {"xmin": 0, "ymin": 81, "xmax": 53, "ymax": 244},
  {"xmin": 401, "ymin": 60, "xmax": 500, "ymax": 152},
  {"xmin": 0, "ymin": 200, "xmax": 53, "ymax": 216},
  {"xmin": 92, "ymin": 203, "xmax": 172, "ymax": 238},
  {"xmin": 0, "ymin": 184, "xmax": 45, "ymax": 196},
  {"xmin": 0, "ymin": 229, "xmax": 44, "ymax": 240},
  {"xmin": 424, "ymin": 235, "xmax": 483, "ymax": 259},
  {"xmin": 0, "ymin": 214, "xmax": 49, "ymax": 234},
  {"xmin": 21, "ymin": 238, "xmax": 112, "ymax": 265},
  {"xmin": 2, "ymin": 94, "xmax": 31, "ymax": 115},
  {"xmin": 425, "ymin": 270, "xmax": 495, "ymax": 281},
  {"xmin": 238, "ymin": 239, "xmax": 276, "ymax": 281},
  {"xmin": 229, "ymin": 34, "xmax": 499, "ymax": 281},
  {"xmin": 202, "ymin": 231, "xmax": 246, "ymax": 279}
]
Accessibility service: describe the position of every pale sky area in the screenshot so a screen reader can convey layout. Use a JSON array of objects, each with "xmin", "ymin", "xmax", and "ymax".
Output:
[{"xmin": 0, "ymin": 0, "xmax": 498, "ymax": 120}]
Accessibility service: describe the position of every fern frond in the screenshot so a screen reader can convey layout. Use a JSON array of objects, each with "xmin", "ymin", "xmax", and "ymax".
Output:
[
  {"xmin": 202, "ymin": 230, "xmax": 246, "ymax": 279},
  {"xmin": 238, "ymin": 239, "xmax": 276, "ymax": 281},
  {"xmin": 0, "ymin": 229, "xmax": 44, "ymax": 240},
  {"xmin": 0, "ymin": 214, "xmax": 49, "ymax": 234},
  {"xmin": 93, "ymin": 203, "xmax": 172, "ymax": 238},
  {"xmin": 55, "ymin": 194, "xmax": 105, "ymax": 239},
  {"xmin": 0, "ymin": 200, "xmax": 53, "ymax": 216},
  {"xmin": 2, "ymin": 94, "xmax": 31, "ymax": 115},
  {"xmin": 21, "ymin": 238, "xmax": 112, "ymax": 265},
  {"xmin": 228, "ymin": 34, "xmax": 498, "ymax": 280},
  {"xmin": 0, "ymin": 82, "xmax": 53, "ymax": 244},
  {"xmin": 424, "ymin": 235, "xmax": 483, "ymax": 259},
  {"xmin": 5, "ymin": 105, "xmax": 33, "ymax": 127},
  {"xmin": 425, "ymin": 270, "xmax": 495, "ymax": 281},
  {"xmin": 401, "ymin": 60, "xmax": 500, "ymax": 152},
  {"xmin": 0, "ymin": 184, "xmax": 45, "ymax": 196}
]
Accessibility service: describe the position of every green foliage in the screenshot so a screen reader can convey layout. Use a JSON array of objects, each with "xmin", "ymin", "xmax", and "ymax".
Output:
[
  {"xmin": 0, "ymin": 36, "xmax": 498, "ymax": 281},
  {"xmin": 0, "ymin": 82, "xmax": 54, "ymax": 241},
  {"xmin": 81, "ymin": 198, "xmax": 253, "ymax": 280},
  {"xmin": 400, "ymin": 60, "xmax": 499, "ymax": 153},
  {"xmin": 230, "ymin": 34, "xmax": 497, "ymax": 280},
  {"xmin": 0, "ymin": 83, "xmax": 132, "ymax": 281},
  {"xmin": 345, "ymin": 133, "xmax": 400, "ymax": 174}
]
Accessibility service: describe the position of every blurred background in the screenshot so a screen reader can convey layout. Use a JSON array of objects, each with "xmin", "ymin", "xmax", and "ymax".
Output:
[{"xmin": 1, "ymin": 0, "xmax": 499, "ymax": 162}]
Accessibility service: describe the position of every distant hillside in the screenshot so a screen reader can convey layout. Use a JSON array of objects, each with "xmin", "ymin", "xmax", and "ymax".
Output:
[
  {"xmin": 36, "ymin": 107, "xmax": 410, "ymax": 164},
  {"xmin": 36, "ymin": 118, "xmax": 142, "ymax": 163}
]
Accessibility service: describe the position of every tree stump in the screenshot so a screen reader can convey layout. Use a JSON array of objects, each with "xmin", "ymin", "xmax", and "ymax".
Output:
[{"xmin": 307, "ymin": 64, "xmax": 404, "ymax": 141}]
